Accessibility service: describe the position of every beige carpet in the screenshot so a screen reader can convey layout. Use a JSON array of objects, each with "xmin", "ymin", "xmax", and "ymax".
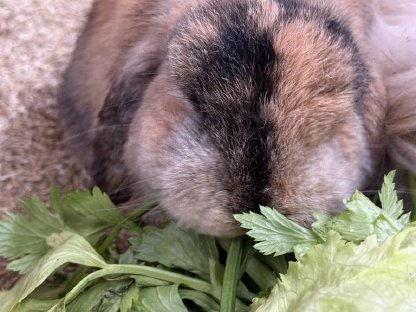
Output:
[{"xmin": 0, "ymin": 0, "xmax": 93, "ymax": 289}]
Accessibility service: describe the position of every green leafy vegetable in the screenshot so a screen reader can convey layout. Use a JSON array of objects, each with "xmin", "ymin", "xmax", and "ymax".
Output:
[
  {"xmin": 1, "ymin": 171, "xmax": 413, "ymax": 312},
  {"xmin": 0, "ymin": 197, "xmax": 65, "ymax": 273},
  {"xmin": 234, "ymin": 206, "xmax": 317, "ymax": 258},
  {"xmin": 11, "ymin": 299, "xmax": 59, "ymax": 312},
  {"xmin": 179, "ymin": 289, "xmax": 220, "ymax": 311},
  {"xmin": 66, "ymin": 279, "xmax": 137, "ymax": 312},
  {"xmin": 245, "ymin": 257, "xmax": 277, "ymax": 291},
  {"xmin": 0, "ymin": 187, "xmax": 132, "ymax": 274},
  {"xmin": 379, "ymin": 171, "xmax": 404, "ymax": 218},
  {"xmin": 130, "ymin": 223, "xmax": 218, "ymax": 279},
  {"xmin": 134, "ymin": 285, "xmax": 187, "ymax": 312},
  {"xmin": 52, "ymin": 187, "xmax": 139, "ymax": 242},
  {"xmin": 47, "ymin": 264, "xmax": 215, "ymax": 312},
  {"xmin": 0, "ymin": 187, "xmax": 240, "ymax": 312},
  {"xmin": 251, "ymin": 227, "xmax": 416, "ymax": 312},
  {"xmin": 0, "ymin": 232, "xmax": 106, "ymax": 312},
  {"xmin": 220, "ymin": 238, "xmax": 244, "ymax": 312},
  {"xmin": 235, "ymin": 171, "xmax": 411, "ymax": 259},
  {"xmin": 0, "ymin": 186, "xmax": 255, "ymax": 312}
]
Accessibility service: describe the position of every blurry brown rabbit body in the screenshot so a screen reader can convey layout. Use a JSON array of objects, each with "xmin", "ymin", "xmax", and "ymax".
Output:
[{"xmin": 58, "ymin": 0, "xmax": 416, "ymax": 236}]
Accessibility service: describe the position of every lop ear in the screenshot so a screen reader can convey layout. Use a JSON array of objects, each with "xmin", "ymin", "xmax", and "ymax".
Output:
[
  {"xmin": 92, "ymin": 42, "xmax": 161, "ymax": 203},
  {"xmin": 384, "ymin": 69, "xmax": 416, "ymax": 173},
  {"xmin": 369, "ymin": 0, "xmax": 416, "ymax": 173}
]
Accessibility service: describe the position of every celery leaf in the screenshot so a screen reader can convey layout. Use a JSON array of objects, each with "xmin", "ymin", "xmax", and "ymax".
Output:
[
  {"xmin": 52, "ymin": 187, "xmax": 137, "ymax": 242},
  {"xmin": 130, "ymin": 223, "xmax": 218, "ymax": 280},
  {"xmin": 0, "ymin": 197, "xmax": 65, "ymax": 273},
  {"xmin": 0, "ymin": 187, "xmax": 133, "ymax": 274},
  {"xmin": 65, "ymin": 279, "xmax": 138, "ymax": 312},
  {"xmin": 0, "ymin": 232, "xmax": 106, "ymax": 312},
  {"xmin": 235, "ymin": 172, "xmax": 411, "ymax": 259},
  {"xmin": 379, "ymin": 171, "xmax": 404, "ymax": 218},
  {"xmin": 234, "ymin": 206, "xmax": 317, "ymax": 258},
  {"xmin": 134, "ymin": 285, "xmax": 187, "ymax": 312}
]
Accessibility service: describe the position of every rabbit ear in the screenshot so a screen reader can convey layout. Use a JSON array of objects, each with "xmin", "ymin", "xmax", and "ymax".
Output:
[
  {"xmin": 92, "ymin": 42, "xmax": 161, "ymax": 202},
  {"xmin": 384, "ymin": 69, "xmax": 416, "ymax": 173},
  {"xmin": 369, "ymin": 0, "xmax": 416, "ymax": 173}
]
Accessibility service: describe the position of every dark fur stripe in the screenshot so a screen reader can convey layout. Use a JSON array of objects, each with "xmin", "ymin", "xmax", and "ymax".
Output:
[
  {"xmin": 93, "ymin": 68, "xmax": 158, "ymax": 203},
  {"xmin": 172, "ymin": 0, "xmax": 278, "ymax": 211}
]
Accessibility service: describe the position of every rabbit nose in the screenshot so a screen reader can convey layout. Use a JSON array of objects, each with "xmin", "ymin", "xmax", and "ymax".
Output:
[{"xmin": 232, "ymin": 190, "xmax": 270, "ymax": 213}]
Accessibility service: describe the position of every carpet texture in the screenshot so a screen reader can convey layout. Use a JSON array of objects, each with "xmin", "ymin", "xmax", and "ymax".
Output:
[{"xmin": 0, "ymin": 0, "xmax": 93, "ymax": 289}]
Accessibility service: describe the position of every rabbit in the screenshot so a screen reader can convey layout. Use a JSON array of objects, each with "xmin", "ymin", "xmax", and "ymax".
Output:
[{"xmin": 58, "ymin": 0, "xmax": 416, "ymax": 237}]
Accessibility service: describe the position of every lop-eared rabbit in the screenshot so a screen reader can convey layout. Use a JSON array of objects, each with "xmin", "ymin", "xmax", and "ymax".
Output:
[{"xmin": 59, "ymin": 0, "xmax": 416, "ymax": 236}]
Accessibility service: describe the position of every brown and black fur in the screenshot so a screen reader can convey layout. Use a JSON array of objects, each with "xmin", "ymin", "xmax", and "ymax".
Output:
[{"xmin": 58, "ymin": 0, "xmax": 415, "ymax": 236}]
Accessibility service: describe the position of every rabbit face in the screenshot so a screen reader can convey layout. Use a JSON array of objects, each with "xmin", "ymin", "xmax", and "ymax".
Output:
[{"xmin": 123, "ymin": 0, "xmax": 377, "ymax": 236}]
